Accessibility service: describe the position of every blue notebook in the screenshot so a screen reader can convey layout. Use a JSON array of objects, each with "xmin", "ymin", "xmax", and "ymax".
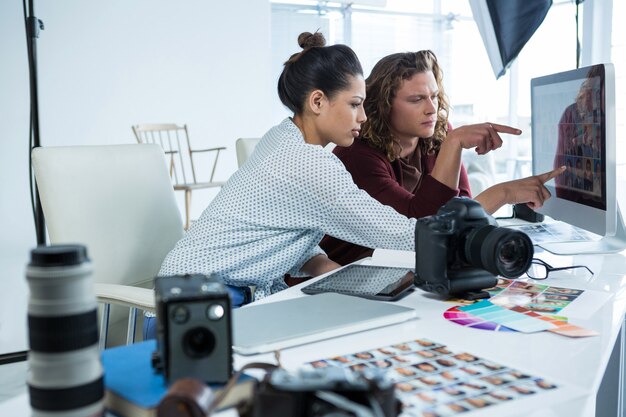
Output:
[{"xmin": 101, "ymin": 340, "xmax": 255, "ymax": 417}]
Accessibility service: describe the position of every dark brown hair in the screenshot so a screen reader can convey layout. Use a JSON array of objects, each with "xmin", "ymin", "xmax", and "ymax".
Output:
[
  {"xmin": 361, "ymin": 50, "xmax": 449, "ymax": 161},
  {"xmin": 277, "ymin": 31, "xmax": 364, "ymax": 114}
]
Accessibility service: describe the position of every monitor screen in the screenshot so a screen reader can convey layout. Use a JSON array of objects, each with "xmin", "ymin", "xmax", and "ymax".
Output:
[{"xmin": 531, "ymin": 63, "xmax": 616, "ymax": 237}]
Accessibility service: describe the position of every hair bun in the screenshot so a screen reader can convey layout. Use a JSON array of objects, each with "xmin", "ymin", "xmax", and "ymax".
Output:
[{"xmin": 298, "ymin": 31, "xmax": 326, "ymax": 49}]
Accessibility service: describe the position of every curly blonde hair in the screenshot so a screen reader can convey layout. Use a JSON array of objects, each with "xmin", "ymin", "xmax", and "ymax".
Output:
[{"xmin": 361, "ymin": 50, "xmax": 449, "ymax": 161}]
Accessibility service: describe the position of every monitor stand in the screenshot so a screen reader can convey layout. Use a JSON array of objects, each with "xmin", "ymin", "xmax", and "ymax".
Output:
[{"xmin": 539, "ymin": 205, "xmax": 626, "ymax": 255}]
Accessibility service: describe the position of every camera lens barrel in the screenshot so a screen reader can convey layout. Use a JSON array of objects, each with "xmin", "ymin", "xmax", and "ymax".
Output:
[
  {"xmin": 466, "ymin": 225, "xmax": 533, "ymax": 278},
  {"xmin": 26, "ymin": 245, "xmax": 104, "ymax": 417}
]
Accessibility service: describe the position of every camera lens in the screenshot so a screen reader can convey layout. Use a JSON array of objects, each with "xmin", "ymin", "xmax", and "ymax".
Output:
[
  {"xmin": 26, "ymin": 245, "xmax": 104, "ymax": 417},
  {"xmin": 465, "ymin": 225, "xmax": 533, "ymax": 278},
  {"xmin": 183, "ymin": 327, "xmax": 215, "ymax": 358}
]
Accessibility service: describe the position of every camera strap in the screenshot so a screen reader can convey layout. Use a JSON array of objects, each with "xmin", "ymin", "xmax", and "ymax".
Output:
[{"xmin": 206, "ymin": 361, "xmax": 279, "ymax": 416}]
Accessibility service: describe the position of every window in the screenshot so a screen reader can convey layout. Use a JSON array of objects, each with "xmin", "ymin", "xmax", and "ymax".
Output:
[
  {"xmin": 611, "ymin": 0, "xmax": 625, "ymax": 171},
  {"xmin": 270, "ymin": 1, "xmax": 606, "ymax": 185}
]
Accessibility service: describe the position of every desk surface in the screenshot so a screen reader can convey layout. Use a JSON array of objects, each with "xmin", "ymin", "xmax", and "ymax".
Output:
[
  {"xmin": 2, "ymin": 248, "xmax": 625, "ymax": 416},
  {"xmin": 234, "ymin": 248, "xmax": 626, "ymax": 417}
]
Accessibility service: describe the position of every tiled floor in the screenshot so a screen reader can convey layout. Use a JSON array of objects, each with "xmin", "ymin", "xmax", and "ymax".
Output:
[{"xmin": 0, "ymin": 360, "xmax": 27, "ymax": 403}]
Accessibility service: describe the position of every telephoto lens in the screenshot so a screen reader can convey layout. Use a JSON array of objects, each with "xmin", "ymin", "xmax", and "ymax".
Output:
[{"xmin": 26, "ymin": 244, "xmax": 104, "ymax": 417}]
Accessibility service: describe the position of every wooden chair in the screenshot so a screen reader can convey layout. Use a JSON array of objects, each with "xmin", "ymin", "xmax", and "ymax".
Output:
[{"xmin": 132, "ymin": 124, "xmax": 226, "ymax": 229}]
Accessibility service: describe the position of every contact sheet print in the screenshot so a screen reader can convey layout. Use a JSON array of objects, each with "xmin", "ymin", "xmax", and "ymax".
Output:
[{"xmin": 305, "ymin": 339, "xmax": 557, "ymax": 417}]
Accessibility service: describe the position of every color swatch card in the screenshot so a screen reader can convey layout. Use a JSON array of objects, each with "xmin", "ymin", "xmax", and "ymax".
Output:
[
  {"xmin": 444, "ymin": 306, "xmax": 516, "ymax": 332},
  {"xmin": 446, "ymin": 301, "xmax": 598, "ymax": 338},
  {"xmin": 507, "ymin": 305, "xmax": 598, "ymax": 338},
  {"xmin": 458, "ymin": 300, "xmax": 557, "ymax": 333}
]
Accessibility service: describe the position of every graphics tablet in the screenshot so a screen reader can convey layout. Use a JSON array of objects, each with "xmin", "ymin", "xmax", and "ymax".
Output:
[
  {"xmin": 301, "ymin": 264, "xmax": 415, "ymax": 301},
  {"xmin": 232, "ymin": 293, "xmax": 417, "ymax": 355}
]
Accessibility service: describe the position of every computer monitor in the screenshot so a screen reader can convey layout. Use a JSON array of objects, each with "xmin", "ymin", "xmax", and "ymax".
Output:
[{"xmin": 530, "ymin": 63, "xmax": 626, "ymax": 254}]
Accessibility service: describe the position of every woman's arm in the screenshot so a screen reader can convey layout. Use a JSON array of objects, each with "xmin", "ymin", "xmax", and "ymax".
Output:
[{"xmin": 300, "ymin": 254, "xmax": 342, "ymax": 277}]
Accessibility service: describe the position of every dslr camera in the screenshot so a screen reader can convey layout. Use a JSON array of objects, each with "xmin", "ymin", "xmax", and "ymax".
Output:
[
  {"xmin": 414, "ymin": 197, "xmax": 533, "ymax": 299},
  {"xmin": 253, "ymin": 367, "xmax": 399, "ymax": 417},
  {"xmin": 152, "ymin": 274, "xmax": 232, "ymax": 384}
]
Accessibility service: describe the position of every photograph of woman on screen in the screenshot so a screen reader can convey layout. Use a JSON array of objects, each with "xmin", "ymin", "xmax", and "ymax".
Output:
[
  {"xmin": 320, "ymin": 50, "xmax": 564, "ymax": 265},
  {"xmin": 593, "ymin": 160, "xmax": 602, "ymax": 194},
  {"xmin": 584, "ymin": 159, "xmax": 594, "ymax": 192},
  {"xmin": 157, "ymin": 31, "xmax": 420, "ymax": 306},
  {"xmin": 554, "ymin": 66, "xmax": 604, "ymax": 204}
]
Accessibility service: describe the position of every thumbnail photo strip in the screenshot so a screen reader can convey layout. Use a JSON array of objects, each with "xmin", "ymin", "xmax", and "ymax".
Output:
[{"xmin": 304, "ymin": 338, "xmax": 557, "ymax": 417}]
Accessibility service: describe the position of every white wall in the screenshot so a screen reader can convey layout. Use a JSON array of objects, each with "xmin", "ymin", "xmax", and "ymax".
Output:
[{"xmin": 0, "ymin": 0, "xmax": 274, "ymax": 355}]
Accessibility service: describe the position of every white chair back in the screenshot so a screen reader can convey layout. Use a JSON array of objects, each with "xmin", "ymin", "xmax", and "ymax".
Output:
[
  {"xmin": 32, "ymin": 144, "xmax": 184, "ymax": 346},
  {"xmin": 235, "ymin": 137, "xmax": 261, "ymax": 168}
]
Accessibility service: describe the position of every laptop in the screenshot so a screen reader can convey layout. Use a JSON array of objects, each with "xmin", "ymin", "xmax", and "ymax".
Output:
[{"xmin": 232, "ymin": 293, "xmax": 418, "ymax": 355}]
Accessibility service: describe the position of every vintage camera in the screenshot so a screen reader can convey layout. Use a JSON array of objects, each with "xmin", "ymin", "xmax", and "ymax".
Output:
[
  {"xmin": 152, "ymin": 274, "xmax": 232, "ymax": 384},
  {"xmin": 253, "ymin": 367, "xmax": 399, "ymax": 417},
  {"xmin": 414, "ymin": 197, "xmax": 533, "ymax": 299}
]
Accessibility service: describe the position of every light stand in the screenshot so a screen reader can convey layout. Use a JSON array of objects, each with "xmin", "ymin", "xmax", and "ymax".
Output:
[{"xmin": 25, "ymin": 0, "xmax": 46, "ymax": 245}]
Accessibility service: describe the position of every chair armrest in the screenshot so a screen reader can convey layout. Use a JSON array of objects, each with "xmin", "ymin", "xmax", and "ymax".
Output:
[
  {"xmin": 190, "ymin": 147, "xmax": 226, "ymax": 153},
  {"xmin": 95, "ymin": 283, "xmax": 155, "ymax": 313}
]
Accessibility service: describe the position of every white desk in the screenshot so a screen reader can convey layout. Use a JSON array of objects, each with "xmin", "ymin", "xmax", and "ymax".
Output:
[
  {"xmin": 2, "ymin": 249, "xmax": 626, "ymax": 416},
  {"xmin": 233, "ymin": 248, "xmax": 626, "ymax": 417}
]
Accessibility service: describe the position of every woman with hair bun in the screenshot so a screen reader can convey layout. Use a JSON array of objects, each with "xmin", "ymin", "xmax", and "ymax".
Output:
[{"xmin": 157, "ymin": 32, "xmax": 417, "ymax": 304}]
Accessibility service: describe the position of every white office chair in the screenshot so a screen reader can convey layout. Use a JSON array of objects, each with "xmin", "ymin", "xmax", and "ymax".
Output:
[
  {"xmin": 235, "ymin": 137, "xmax": 261, "ymax": 168},
  {"xmin": 31, "ymin": 144, "xmax": 184, "ymax": 348}
]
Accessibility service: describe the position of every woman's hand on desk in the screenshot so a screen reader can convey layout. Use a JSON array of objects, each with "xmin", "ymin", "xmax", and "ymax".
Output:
[{"xmin": 475, "ymin": 166, "xmax": 566, "ymax": 214}]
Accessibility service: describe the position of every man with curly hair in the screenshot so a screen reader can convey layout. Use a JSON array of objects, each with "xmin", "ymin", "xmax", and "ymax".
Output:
[{"xmin": 321, "ymin": 50, "xmax": 564, "ymax": 265}]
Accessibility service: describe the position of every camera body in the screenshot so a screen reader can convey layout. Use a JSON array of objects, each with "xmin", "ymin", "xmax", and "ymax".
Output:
[
  {"xmin": 253, "ymin": 367, "xmax": 399, "ymax": 417},
  {"xmin": 152, "ymin": 274, "xmax": 232, "ymax": 384},
  {"xmin": 415, "ymin": 197, "xmax": 533, "ymax": 298}
]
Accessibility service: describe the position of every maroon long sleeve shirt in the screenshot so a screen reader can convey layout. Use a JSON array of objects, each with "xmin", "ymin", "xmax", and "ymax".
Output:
[{"xmin": 320, "ymin": 138, "xmax": 472, "ymax": 265}]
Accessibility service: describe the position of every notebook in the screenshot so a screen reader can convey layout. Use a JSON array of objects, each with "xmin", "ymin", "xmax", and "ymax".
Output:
[{"xmin": 232, "ymin": 293, "xmax": 418, "ymax": 355}]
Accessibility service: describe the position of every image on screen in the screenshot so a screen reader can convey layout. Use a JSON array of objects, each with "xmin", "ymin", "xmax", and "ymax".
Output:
[
  {"xmin": 528, "ymin": 64, "xmax": 625, "ymax": 254},
  {"xmin": 532, "ymin": 66, "xmax": 606, "ymax": 211}
]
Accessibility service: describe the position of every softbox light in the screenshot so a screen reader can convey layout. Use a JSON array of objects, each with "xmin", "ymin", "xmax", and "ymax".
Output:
[{"xmin": 470, "ymin": 0, "xmax": 553, "ymax": 79}]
